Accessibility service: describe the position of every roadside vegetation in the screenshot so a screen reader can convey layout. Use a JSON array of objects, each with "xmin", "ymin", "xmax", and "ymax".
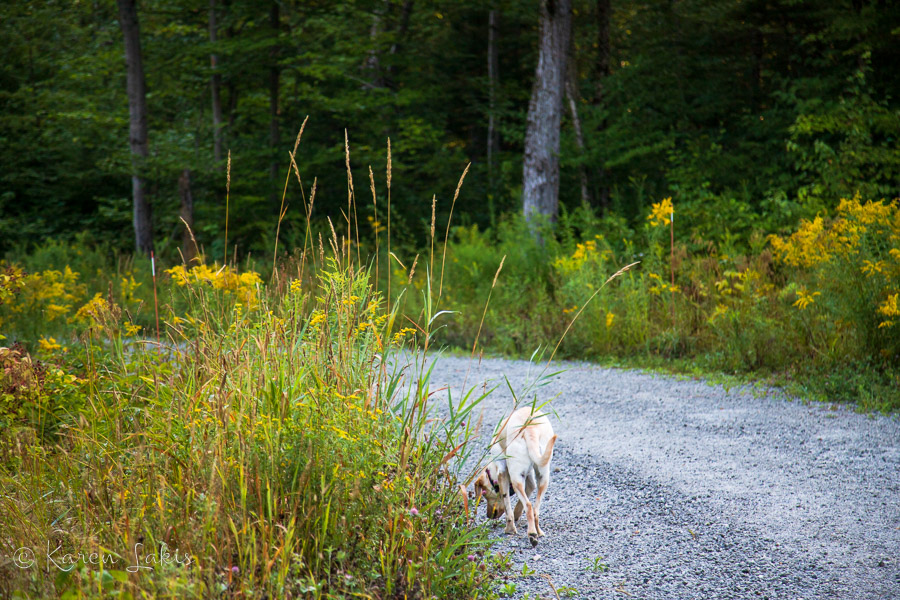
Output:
[
  {"xmin": 0, "ymin": 158, "xmax": 503, "ymax": 599},
  {"xmin": 1, "ymin": 141, "xmax": 897, "ymax": 600},
  {"xmin": 428, "ymin": 194, "xmax": 900, "ymax": 412}
]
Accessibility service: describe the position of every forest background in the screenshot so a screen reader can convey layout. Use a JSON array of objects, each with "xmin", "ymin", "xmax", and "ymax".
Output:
[{"xmin": 2, "ymin": 0, "xmax": 900, "ymax": 409}]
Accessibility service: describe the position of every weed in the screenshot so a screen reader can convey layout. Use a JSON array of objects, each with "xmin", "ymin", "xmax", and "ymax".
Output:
[{"xmin": 586, "ymin": 556, "xmax": 609, "ymax": 572}]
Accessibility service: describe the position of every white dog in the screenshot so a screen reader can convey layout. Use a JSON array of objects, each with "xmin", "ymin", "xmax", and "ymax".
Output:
[{"xmin": 474, "ymin": 406, "xmax": 557, "ymax": 547}]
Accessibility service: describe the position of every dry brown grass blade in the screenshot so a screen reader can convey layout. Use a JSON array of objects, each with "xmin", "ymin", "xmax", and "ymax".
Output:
[
  {"xmin": 179, "ymin": 217, "xmax": 201, "ymax": 264},
  {"xmin": 387, "ymin": 138, "xmax": 392, "ymax": 315},
  {"xmin": 462, "ymin": 254, "xmax": 505, "ymax": 392},
  {"xmin": 369, "ymin": 165, "xmax": 379, "ymax": 294},
  {"xmin": 408, "ymin": 254, "xmax": 419, "ymax": 283},
  {"xmin": 438, "ymin": 163, "xmax": 470, "ymax": 303},
  {"xmin": 439, "ymin": 441, "xmax": 467, "ymax": 467},
  {"xmin": 224, "ymin": 149, "xmax": 231, "ymax": 266},
  {"xmin": 541, "ymin": 574, "xmax": 561, "ymax": 600},
  {"xmin": 344, "ymin": 129, "xmax": 360, "ymax": 268},
  {"xmin": 389, "ymin": 251, "xmax": 406, "ymax": 270},
  {"xmin": 458, "ymin": 484, "xmax": 470, "ymax": 525},
  {"xmin": 544, "ymin": 261, "xmax": 640, "ymax": 369},
  {"xmin": 429, "ymin": 194, "xmax": 437, "ymax": 282}
]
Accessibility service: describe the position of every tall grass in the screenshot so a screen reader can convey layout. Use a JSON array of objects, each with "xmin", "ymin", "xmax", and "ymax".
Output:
[{"xmin": 0, "ymin": 137, "xmax": 503, "ymax": 598}]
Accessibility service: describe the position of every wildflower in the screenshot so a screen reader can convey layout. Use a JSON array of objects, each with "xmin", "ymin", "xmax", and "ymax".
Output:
[
  {"xmin": 38, "ymin": 336, "xmax": 62, "ymax": 352},
  {"xmin": 605, "ymin": 312, "xmax": 615, "ymax": 329},
  {"xmin": 120, "ymin": 273, "xmax": 142, "ymax": 302},
  {"xmin": 410, "ymin": 507, "xmax": 419, "ymax": 517},
  {"xmin": 877, "ymin": 293, "xmax": 899, "ymax": 328},
  {"xmin": 861, "ymin": 260, "xmax": 886, "ymax": 277},
  {"xmin": 45, "ymin": 303, "xmax": 70, "ymax": 321},
  {"xmin": 647, "ymin": 197, "xmax": 674, "ymax": 227},
  {"xmin": 793, "ymin": 289, "xmax": 820, "ymax": 310},
  {"xmin": 367, "ymin": 215, "xmax": 387, "ymax": 235},
  {"xmin": 165, "ymin": 262, "xmax": 263, "ymax": 307},
  {"xmin": 392, "ymin": 327, "xmax": 417, "ymax": 344},
  {"xmin": 709, "ymin": 304, "xmax": 728, "ymax": 323},
  {"xmin": 123, "ymin": 321, "xmax": 142, "ymax": 336},
  {"xmin": 770, "ymin": 196, "xmax": 900, "ymax": 267},
  {"xmin": 74, "ymin": 292, "xmax": 110, "ymax": 325},
  {"xmin": 231, "ymin": 566, "xmax": 239, "ymax": 576}
]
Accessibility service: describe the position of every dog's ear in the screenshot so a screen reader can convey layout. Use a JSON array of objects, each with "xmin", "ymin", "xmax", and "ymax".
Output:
[{"xmin": 472, "ymin": 472, "xmax": 487, "ymax": 498}]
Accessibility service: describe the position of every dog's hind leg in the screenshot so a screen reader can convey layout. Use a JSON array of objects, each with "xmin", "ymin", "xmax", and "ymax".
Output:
[
  {"xmin": 513, "ymin": 472, "xmax": 535, "ymax": 523},
  {"xmin": 510, "ymin": 479, "xmax": 538, "ymax": 547},
  {"xmin": 533, "ymin": 467, "xmax": 550, "ymax": 537}
]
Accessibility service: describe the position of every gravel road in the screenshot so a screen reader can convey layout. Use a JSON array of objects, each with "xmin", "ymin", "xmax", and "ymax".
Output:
[{"xmin": 424, "ymin": 355, "xmax": 900, "ymax": 600}]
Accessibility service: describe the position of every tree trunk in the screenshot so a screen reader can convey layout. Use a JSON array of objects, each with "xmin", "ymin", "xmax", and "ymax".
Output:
[
  {"xmin": 179, "ymin": 168, "xmax": 196, "ymax": 265},
  {"xmin": 522, "ymin": 0, "xmax": 572, "ymax": 230},
  {"xmin": 209, "ymin": 0, "xmax": 224, "ymax": 167},
  {"xmin": 487, "ymin": 9, "xmax": 500, "ymax": 195},
  {"xmin": 269, "ymin": 1, "xmax": 281, "ymax": 203},
  {"xmin": 593, "ymin": 0, "xmax": 611, "ymax": 208},
  {"xmin": 117, "ymin": 0, "xmax": 153, "ymax": 255}
]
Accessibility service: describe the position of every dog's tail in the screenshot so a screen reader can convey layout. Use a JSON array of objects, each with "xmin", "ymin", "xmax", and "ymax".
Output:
[{"xmin": 527, "ymin": 434, "xmax": 557, "ymax": 468}]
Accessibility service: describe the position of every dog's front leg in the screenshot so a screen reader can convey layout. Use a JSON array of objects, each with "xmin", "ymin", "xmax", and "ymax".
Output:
[{"xmin": 501, "ymin": 475, "xmax": 517, "ymax": 535}]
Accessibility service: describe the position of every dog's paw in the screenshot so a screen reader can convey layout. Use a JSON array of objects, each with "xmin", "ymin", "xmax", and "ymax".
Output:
[{"xmin": 528, "ymin": 533, "xmax": 539, "ymax": 548}]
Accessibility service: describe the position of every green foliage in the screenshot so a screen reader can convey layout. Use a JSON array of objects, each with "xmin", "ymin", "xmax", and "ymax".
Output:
[
  {"xmin": 4, "ymin": 0, "xmax": 899, "ymax": 259},
  {"xmin": 0, "ymin": 236, "xmax": 154, "ymax": 343},
  {"xmin": 0, "ymin": 345, "xmax": 88, "ymax": 443},
  {"xmin": 425, "ymin": 198, "xmax": 900, "ymax": 411},
  {"xmin": 785, "ymin": 54, "xmax": 900, "ymax": 211},
  {"xmin": 0, "ymin": 262, "xmax": 498, "ymax": 599}
]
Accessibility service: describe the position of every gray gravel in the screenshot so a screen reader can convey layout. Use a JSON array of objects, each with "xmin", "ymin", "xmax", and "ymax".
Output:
[{"xmin": 424, "ymin": 355, "xmax": 900, "ymax": 600}]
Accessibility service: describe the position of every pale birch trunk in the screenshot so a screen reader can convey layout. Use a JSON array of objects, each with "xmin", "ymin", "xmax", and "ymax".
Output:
[{"xmin": 522, "ymin": 0, "xmax": 572, "ymax": 231}]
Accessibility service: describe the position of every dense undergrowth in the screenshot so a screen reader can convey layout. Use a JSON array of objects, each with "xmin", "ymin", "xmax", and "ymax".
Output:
[
  {"xmin": 0, "ymin": 147, "xmax": 511, "ymax": 598},
  {"xmin": 2, "ymin": 195, "xmax": 898, "ymax": 420},
  {"xmin": 0, "ymin": 254, "xmax": 502, "ymax": 598},
  {"xmin": 422, "ymin": 195, "xmax": 900, "ymax": 412}
]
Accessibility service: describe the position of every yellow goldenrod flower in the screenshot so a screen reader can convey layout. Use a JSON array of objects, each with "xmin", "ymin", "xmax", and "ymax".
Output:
[
  {"xmin": 120, "ymin": 273, "xmax": 142, "ymax": 302},
  {"xmin": 74, "ymin": 292, "xmax": 110, "ymax": 325},
  {"xmin": 647, "ymin": 197, "xmax": 674, "ymax": 227},
  {"xmin": 793, "ymin": 289, "xmax": 820, "ymax": 310},
  {"xmin": 877, "ymin": 293, "xmax": 899, "ymax": 328},
  {"xmin": 38, "ymin": 336, "xmax": 62, "ymax": 352},
  {"xmin": 861, "ymin": 260, "xmax": 886, "ymax": 277}
]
